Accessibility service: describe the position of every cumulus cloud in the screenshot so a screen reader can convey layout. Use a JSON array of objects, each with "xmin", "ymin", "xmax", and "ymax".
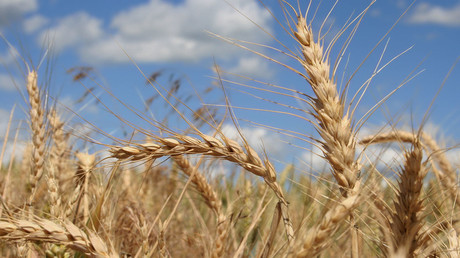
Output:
[
  {"xmin": 219, "ymin": 123, "xmax": 286, "ymax": 158},
  {"xmin": 38, "ymin": 0, "xmax": 272, "ymax": 66},
  {"xmin": 297, "ymin": 141, "xmax": 406, "ymax": 177},
  {"xmin": 226, "ymin": 56, "xmax": 275, "ymax": 79},
  {"xmin": 298, "ymin": 145, "xmax": 329, "ymax": 174},
  {"xmin": 0, "ymin": 0, "xmax": 37, "ymax": 27},
  {"xmin": 408, "ymin": 3, "xmax": 460, "ymax": 26},
  {"xmin": 38, "ymin": 12, "xmax": 105, "ymax": 52},
  {"xmin": 0, "ymin": 45, "xmax": 23, "ymax": 65},
  {"xmin": 23, "ymin": 14, "xmax": 49, "ymax": 33},
  {"xmin": 0, "ymin": 73, "xmax": 20, "ymax": 91}
]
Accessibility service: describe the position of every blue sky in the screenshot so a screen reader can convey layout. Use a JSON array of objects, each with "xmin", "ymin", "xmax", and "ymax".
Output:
[{"xmin": 0, "ymin": 0, "xmax": 459, "ymax": 170}]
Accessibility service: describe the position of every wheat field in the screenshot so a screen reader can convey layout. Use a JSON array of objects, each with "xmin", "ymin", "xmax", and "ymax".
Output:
[{"xmin": 0, "ymin": 1, "xmax": 459, "ymax": 257}]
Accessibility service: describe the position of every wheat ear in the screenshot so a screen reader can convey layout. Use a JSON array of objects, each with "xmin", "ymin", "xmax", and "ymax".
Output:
[
  {"xmin": 46, "ymin": 165, "xmax": 62, "ymax": 219},
  {"xmin": 171, "ymin": 156, "xmax": 229, "ymax": 257},
  {"xmin": 293, "ymin": 9, "xmax": 363, "ymax": 256},
  {"xmin": 0, "ymin": 218, "xmax": 117, "ymax": 257},
  {"xmin": 294, "ymin": 15, "xmax": 361, "ymax": 196},
  {"xmin": 48, "ymin": 110, "xmax": 71, "ymax": 184},
  {"xmin": 388, "ymin": 139, "xmax": 427, "ymax": 257},
  {"xmin": 26, "ymin": 70, "xmax": 46, "ymax": 207},
  {"xmin": 447, "ymin": 226, "xmax": 460, "ymax": 258},
  {"xmin": 75, "ymin": 152, "xmax": 96, "ymax": 223},
  {"xmin": 172, "ymin": 156, "xmax": 222, "ymax": 215},
  {"xmin": 110, "ymin": 133, "xmax": 294, "ymax": 242},
  {"xmin": 360, "ymin": 130, "xmax": 459, "ymax": 205}
]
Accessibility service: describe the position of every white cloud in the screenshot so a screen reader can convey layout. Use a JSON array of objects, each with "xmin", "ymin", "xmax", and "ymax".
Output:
[
  {"xmin": 296, "ymin": 138, "xmax": 404, "ymax": 178},
  {"xmin": 219, "ymin": 123, "xmax": 286, "ymax": 158},
  {"xmin": 446, "ymin": 148, "xmax": 460, "ymax": 169},
  {"xmin": 408, "ymin": 3, "xmax": 460, "ymax": 26},
  {"xmin": 38, "ymin": 12, "xmax": 104, "ymax": 52},
  {"xmin": 38, "ymin": 0, "xmax": 272, "ymax": 64},
  {"xmin": 0, "ymin": 0, "xmax": 37, "ymax": 27},
  {"xmin": 298, "ymin": 145, "xmax": 329, "ymax": 174},
  {"xmin": 0, "ymin": 73, "xmax": 20, "ymax": 91},
  {"xmin": 0, "ymin": 45, "xmax": 23, "ymax": 65},
  {"xmin": 23, "ymin": 14, "xmax": 49, "ymax": 33},
  {"xmin": 360, "ymin": 145, "xmax": 404, "ymax": 170},
  {"xmin": 227, "ymin": 56, "xmax": 275, "ymax": 79}
]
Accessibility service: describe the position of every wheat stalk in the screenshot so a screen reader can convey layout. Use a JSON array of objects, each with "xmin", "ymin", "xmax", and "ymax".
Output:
[
  {"xmin": 46, "ymin": 165, "xmax": 62, "ymax": 219},
  {"xmin": 447, "ymin": 226, "xmax": 460, "ymax": 258},
  {"xmin": 212, "ymin": 214, "xmax": 229, "ymax": 258},
  {"xmin": 110, "ymin": 135, "xmax": 283, "ymax": 198}
]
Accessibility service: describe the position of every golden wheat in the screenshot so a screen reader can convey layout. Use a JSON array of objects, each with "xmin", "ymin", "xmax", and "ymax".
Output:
[{"xmin": 0, "ymin": 1, "xmax": 458, "ymax": 257}]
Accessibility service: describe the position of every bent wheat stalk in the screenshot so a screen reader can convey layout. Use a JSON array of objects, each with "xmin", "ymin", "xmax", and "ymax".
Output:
[{"xmin": 109, "ymin": 133, "xmax": 294, "ymax": 242}]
